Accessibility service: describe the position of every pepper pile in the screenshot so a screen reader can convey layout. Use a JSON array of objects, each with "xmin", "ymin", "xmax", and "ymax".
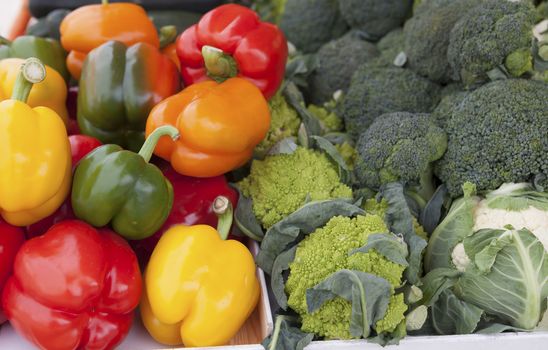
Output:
[
  {"xmin": 1, "ymin": 1, "xmax": 547, "ymax": 350},
  {"xmin": 0, "ymin": 1, "xmax": 285, "ymax": 349}
]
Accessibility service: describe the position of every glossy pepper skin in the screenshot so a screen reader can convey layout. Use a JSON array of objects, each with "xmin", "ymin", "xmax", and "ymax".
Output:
[
  {"xmin": 26, "ymin": 135, "xmax": 102, "ymax": 238},
  {"xmin": 60, "ymin": 1, "xmax": 159, "ymax": 80},
  {"xmin": 176, "ymin": 4, "xmax": 287, "ymax": 99},
  {"xmin": 0, "ymin": 58, "xmax": 71, "ymax": 226},
  {"xmin": 78, "ymin": 40, "xmax": 180, "ymax": 151},
  {"xmin": 0, "ymin": 35, "xmax": 69, "ymax": 81},
  {"xmin": 0, "ymin": 58, "xmax": 69, "ymax": 125},
  {"xmin": 141, "ymin": 197, "xmax": 260, "ymax": 347},
  {"xmin": 72, "ymin": 126, "xmax": 178, "ymax": 240},
  {"xmin": 1, "ymin": 220, "xmax": 142, "ymax": 350},
  {"xmin": 130, "ymin": 160, "xmax": 238, "ymax": 264},
  {"xmin": 0, "ymin": 219, "xmax": 25, "ymax": 324},
  {"xmin": 146, "ymin": 78, "xmax": 270, "ymax": 177}
]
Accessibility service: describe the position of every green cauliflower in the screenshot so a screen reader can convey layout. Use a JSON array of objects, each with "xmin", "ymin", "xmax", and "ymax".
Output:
[
  {"xmin": 279, "ymin": 0, "xmax": 348, "ymax": 53},
  {"xmin": 238, "ymin": 147, "xmax": 353, "ymax": 229},
  {"xmin": 448, "ymin": 0, "xmax": 537, "ymax": 85},
  {"xmin": 307, "ymin": 102, "xmax": 343, "ymax": 133},
  {"xmin": 363, "ymin": 198, "xmax": 428, "ymax": 240},
  {"xmin": 286, "ymin": 215, "xmax": 408, "ymax": 339},
  {"xmin": 338, "ymin": 0, "xmax": 413, "ymax": 40},
  {"xmin": 403, "ymin": 0, "xmax": 483, "ymax": 83},
  {"xmin": 308, "ymin": 31, "xmax": 379, "ymax": 104},
  {"xmin": 251, "ymin": 0, "xmax": 288, "ymax": 23},
  {"xmin": 434, "ymin": 79, "xmax": 548, "ymax": 197},
  {"xmin": 254, "ymin": 92, "xmax": 301, "ymax": 158},
  {"xmin": 340, "ymin": 65, "xmax": 441, "ymax": 138}
]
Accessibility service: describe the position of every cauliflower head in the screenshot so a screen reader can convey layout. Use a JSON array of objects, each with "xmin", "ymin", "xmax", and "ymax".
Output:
[
  {"xmin": 286, "ymin": 215, "xmax": 407, "ymax": 339},
  {"xmin": 238, "ymin": 147, "xmax": 353, "ymax": 229}
]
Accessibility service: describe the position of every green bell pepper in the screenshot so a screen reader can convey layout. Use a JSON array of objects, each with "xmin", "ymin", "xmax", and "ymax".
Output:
[
  {"xmin": 71, "ymin": 125, "xmax": 179, "ymax": 240},
  {"xmin": 77, "ymin": 40, "xmax": 180, "ymax": 152},
  {"xmin": 0, "ymin": 35, "xmax": 69, "ymax": 81}
]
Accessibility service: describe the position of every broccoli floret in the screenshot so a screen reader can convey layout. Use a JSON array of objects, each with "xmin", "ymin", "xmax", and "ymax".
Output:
[
  {"xmin": 354, "ymin": 112, "xmax": 447, "ymax": 202},
  {"xmin": 255, "ymin": 92, "xmax": 301, "ymax": 158},
  {"xmin": 338, "ymin": 0, "xmax": 413, "ymax": 40},
  {"xmin": 308, "ymin": 32, "xmax": 379, "ymax": 104},
  {"xmin": 279, "ymin": 0, "xmax": 348, "ymax": 53},
  {"xmin": 286, "ymin": 215, "xmax": 407, "ymax": 339},
  {"xmin": 238, "ymin": 147, "xmax": 353, "ymax": 228},
  {"xmin": 434, "ymin": 79, "xmax": 548, "ymax": 197},
  {"xmin": 431, "ymin": 89, "xmax": 468, "ymax": 128},
  {"xmin": 448, "ymin": 0, "xmax": 537, "ymax": 85},
  {"xmin": 404, "ymin": 0, "xmax": 483, "ymax": 83},
  {"xmin": 370, "ymin": 28, "xmax": 406, "ymax": 68},
  {"xmin": 340, "ymin": 65, "xmax": 441, "ymax": 138}
]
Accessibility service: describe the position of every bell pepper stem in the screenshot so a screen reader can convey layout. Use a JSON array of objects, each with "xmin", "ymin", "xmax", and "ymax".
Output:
[
  {"xmin": 138, "ymin": 125, "xmax": 180, "ymax": 163},
  {"xmin": 213, "ymin": 196, "xmax": 233, "ymax": 240},
  {"xmin": 159, "ymin": 25, "xmax": 178, "ymax": 49},
  {"xmin": 202, "ymin": 45, "xmax": 238, "ymax": 83},
  {"xmin": 11, "ymin": 57, "xmax": 46, "ymax": 102}
]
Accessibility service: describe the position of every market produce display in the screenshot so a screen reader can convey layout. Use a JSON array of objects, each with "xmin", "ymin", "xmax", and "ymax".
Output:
[{"xmin": 0, "ymin": 0, "xmax": 546, "ymax": 349}]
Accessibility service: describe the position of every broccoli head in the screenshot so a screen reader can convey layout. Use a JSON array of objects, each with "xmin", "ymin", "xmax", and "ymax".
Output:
[
  {"xmin": 308, "ymin": 32, "xmax": 379, "ymax": 104},
  {"xmin": 354, "ymin": 112, "xmax": 447, "ymax": 201},
  {"xmin": 448, "ymin": 0, "xmax": 537, "ymax": 85},
  {"xmin": 279, "ymin": 0, "xmax": 348, "ymax": 53},
  {"xmin": 434, "ymin": 79, "xmax": 548, "ymax": 197},
  {"xmin": 254, "ymin": 92, "xmax": 301, "ymax": 158},
  {"xmin": 338, "ymin": 0, "xmax": 413, "ymax": 40},
  {"xmin": 403, "ymin": 0, "xmax": 483, "ymax": 83},
  {"xmin": 238, "ymin": 147, "xmax": 353, "ymax": 229},
  {"xmin": 286, "ymin": 215, "xmax": 407, "ymax": 339},
  {"xmin": 340, "ymin": 65, "xmax": 441, "ymax": 138},
  {"xmin": 431, "ymin": 87, "xmax": 468, "ymax": 128}
]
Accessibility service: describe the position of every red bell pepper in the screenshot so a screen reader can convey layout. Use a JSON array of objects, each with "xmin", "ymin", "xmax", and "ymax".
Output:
[
  {"xmin": 0, "ymin": 219, "xmax": 25, "ymax": 324},
  {"xmin": 26, "ymin": 135, "xmax": 102, "ymax": 238},
  {"xmin": 176, "ymin": 4, "xmax": 287, "ymax": 99},
  {"xmin": 130, "ymin": 160, "xmax": 238, "ymax": 264},
  {"xmin": 2, "ymin": 220, "xmax": 141, "ymax": 350}
]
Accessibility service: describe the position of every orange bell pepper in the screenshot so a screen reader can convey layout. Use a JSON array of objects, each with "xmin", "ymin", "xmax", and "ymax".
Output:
[
  {"xmin": 60, "ymin": 1, "xmax": 159, "ymax": 79},
  {"xmin": 145, "ymin": 78, "xmax": 270, "ymax": 178}
]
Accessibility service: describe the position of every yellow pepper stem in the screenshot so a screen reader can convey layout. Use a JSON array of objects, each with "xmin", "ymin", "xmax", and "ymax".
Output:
[
  {"xmin": 11, "ymin": 57, "xmax": 46, "ymax": 103},
  {"xmin": 202, "ymin": 45, "xmax": 238, "ymax": 83},
  {"xmin": 138, "ymin": 125, "xmax": 180, "ymax": 163},
  {"xmin": 213, "ymin": 196, "xmax": 234, "ymax": 240}
]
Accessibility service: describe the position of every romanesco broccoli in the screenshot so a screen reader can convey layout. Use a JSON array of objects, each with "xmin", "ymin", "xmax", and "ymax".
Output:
[
  {"xmin": 238, "ymin": 147, "xmax": 353, "ymax": 229},
  {"xmin": 255, "ymin": 92, "xmax": 301, "ymax": 158},
  {"xmin": 286, "ymin": 215, "xmax": 407, "ymax": 339}
]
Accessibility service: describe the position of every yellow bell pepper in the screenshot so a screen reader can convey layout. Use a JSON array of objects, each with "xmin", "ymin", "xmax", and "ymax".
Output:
[
  {"xmin": 0, "ymin": 58, "xmax": 69, "ymax": 126},
  {"xmin": 0, "ymin": 58, "xmax": 71, "ymax": 226},
  {"xmin": 142, "ymin": 196, "xmax": 260, "ymax": 347}
]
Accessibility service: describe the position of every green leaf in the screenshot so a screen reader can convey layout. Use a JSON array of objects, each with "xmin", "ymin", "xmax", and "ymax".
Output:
[
  {"xmin": 421, "ymin": 268, "xmax": 462, "ymax": 306},
  {"xmin": 306, "ymin": 270, "xmax": 392, "ymax": 338},
  {"xmin": 271, "ymin": 246, "xmax": 297, "ymax": 310},
  {"xmin": 370, "ymin": 319, "xmax": 407, "ymax": 346},
  {"xmin": 420, "ymin": 184, "xmax": 448, "ymax": 235},
  {"xmin": 475, "ymin": 323, "xmax": 527, "ymax": 334},
  {"xmin": 484, "ymin": 183, "xmax": 548, "ymax": 211},
  {"xmin": 380, "ymin": 183, "xmax": 428, "ymax": 285},
  {"xmin": 266, "ymin": 137, "xmax": 298, "ymax": 156},
  {"xmin": 455, "ymin": 228, "xmax": 548, "ymax": 329},
  {"xmin": 425, "ymin": 186, "xmax": 479, "ymax": 271},
  {"xmin": 262, "ymin": 315, "xmax": 314, "ymax": 350},
  {"xmin": 233, "ymin": 187, "xmax": 265, "ymax": 242},
  {"xmin": 471, "ymin": 230, "xmax": 513, "ymax": 273},
  {"xmin": 283, "ymin": 82, "xmax": 323, "ymax": 138},
  {"xmin": 310, "ymin": 135, "xmax": 352, "ymax": 185},
  {"xmin": 350, "ymin": 233, "xmax": 409, "ymax": 267},
  {"xmin": 430, "ymin": 289, "xmax": 484, "ymax": 335},
  {"xmin": 256, "ymin": 199, "xmax": 364, "ymax": 274}
]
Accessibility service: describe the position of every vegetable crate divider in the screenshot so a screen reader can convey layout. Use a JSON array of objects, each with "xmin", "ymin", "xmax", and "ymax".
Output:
[{"xmin": 4, "ymin": 4, "xmax": 548, "ymax": 350}]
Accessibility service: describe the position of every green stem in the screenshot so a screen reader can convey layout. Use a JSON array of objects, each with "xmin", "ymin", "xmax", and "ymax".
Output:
[
  {"xmin": 138, "ymin": 125, "xmax": 179, "ymax": 163},
  {"xmin": 201, "ymin": 45, "xmax": 238, "ymax": 83},
  {"xmin": 213, "ymin": 196, "xmax": 234, "ymax": 240},
  {"xmin": 11, "ymin": 57, "xmax": 46, "ymax": 102},
  {"xmin": 268, "ymin": 315, "xmax": 285, "ymax": 350},
  {"xmin": 0, "ymin": 36, "xmax": 12, "ymax": 46},
  {"xmin": 159, "ymin": 25, "xmax": 177, "ymax": 49}
]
